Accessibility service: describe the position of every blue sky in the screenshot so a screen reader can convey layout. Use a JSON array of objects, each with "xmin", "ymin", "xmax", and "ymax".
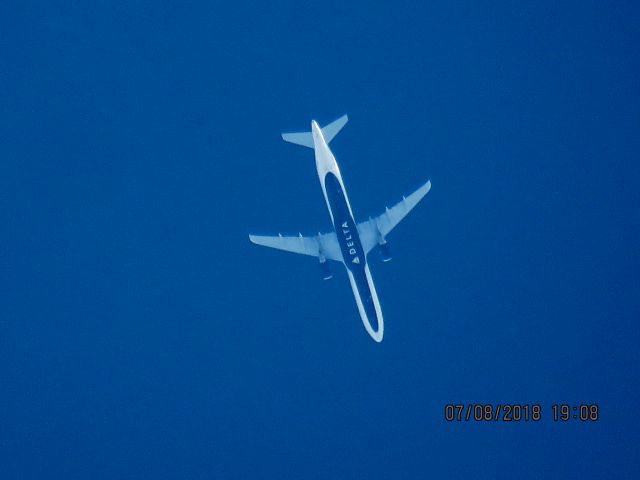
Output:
[{"xmin": 2, "ymin": 1, "xmax": 639, "ymax": 478}]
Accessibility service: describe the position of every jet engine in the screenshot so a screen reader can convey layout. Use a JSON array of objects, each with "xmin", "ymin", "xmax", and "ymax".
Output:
[
  {"xmin": 378, "ymin": 241, "xmax": 392, "ymax": 262},
  {"xmin": 319, "ymin": 255, "xmax": 333, "ymax": 280}
]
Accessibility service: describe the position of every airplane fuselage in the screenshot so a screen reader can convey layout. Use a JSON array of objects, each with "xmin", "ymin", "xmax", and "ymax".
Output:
[{"xmin": 311, "ymin": 121, "xmax": 384, "ymax": 342}]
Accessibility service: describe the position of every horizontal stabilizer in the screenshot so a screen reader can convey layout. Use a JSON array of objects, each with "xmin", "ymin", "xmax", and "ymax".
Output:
[
  {"xmin": 281, "ymin": 114, "xmax": 348, "ymax": 148},
  {"xmin": 320, "ymin": 115, "xmax": 348, "ymax": 143},
  {"xmin": 281, "ymin": 131, "xmax": 314, "ymax": 148}
]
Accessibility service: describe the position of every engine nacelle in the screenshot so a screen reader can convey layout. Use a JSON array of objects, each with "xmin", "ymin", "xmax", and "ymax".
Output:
[
  {"xmin": 319, "ymin": 256, "xmax": 333, "ymax": 280},
  {"xmin": 378, "ymin": 242, "xmax": 392, "ymax": 262}
]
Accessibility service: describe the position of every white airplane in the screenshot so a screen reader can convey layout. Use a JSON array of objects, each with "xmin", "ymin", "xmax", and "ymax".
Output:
[{"xmin": 249, "ymin": 115, "xmax": 431, "ymax": 342}]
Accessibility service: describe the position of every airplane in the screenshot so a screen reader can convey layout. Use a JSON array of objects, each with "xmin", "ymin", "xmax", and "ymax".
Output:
[{"xmin": 249, "ymin": 115, "xmax": 431, "ymax": 342}]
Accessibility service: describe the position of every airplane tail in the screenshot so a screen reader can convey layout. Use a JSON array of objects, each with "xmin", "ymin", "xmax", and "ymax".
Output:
[{"xmin": 281, "ymin": 114, "xmax": 348, "ymax": 148}]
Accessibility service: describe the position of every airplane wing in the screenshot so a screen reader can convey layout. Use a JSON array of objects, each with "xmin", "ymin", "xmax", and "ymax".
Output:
[
  {"xmin": 249, "ymin": 231, "xmax": 343, "ymax": 262},
  {"xmin": 357, "ymin": 180, "xmax": 432, "ymax": 255}
]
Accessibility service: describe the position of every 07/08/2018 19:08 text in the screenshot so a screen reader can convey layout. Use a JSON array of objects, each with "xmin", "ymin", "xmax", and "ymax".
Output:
[{"xmin": 444, "ymin": 404, "xmax": 599, "ymax": 422}]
